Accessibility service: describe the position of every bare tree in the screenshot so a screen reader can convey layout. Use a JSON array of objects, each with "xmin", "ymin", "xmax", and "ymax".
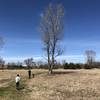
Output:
[
  {"xmin": 24, "ymin": 58, "xmax": 34, "ymax": 69},
  {"xmin": 16, "ymin": 62, "xmax": 23, "ymax": 66},
  {"xmin": 40, "ymin": 3, "xmax": 64, "ymax": 74},
  {"xmin": 36, "ymin": 60, "xmax": 43, "ymax": 68},
  {"xmin": 0, "ymin": 36, "xmax": 4, "ymax": 70},
  {"xmin": 85, "ymin": 50, "xmax": 96, "ymax": 65},
  {"xmin": 0, "ymin": 57, "xmax": 5, "ymax": 71}
]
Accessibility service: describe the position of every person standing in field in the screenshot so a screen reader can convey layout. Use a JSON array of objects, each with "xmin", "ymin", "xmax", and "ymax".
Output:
[
  {"xmin": 15, "ymin": 74, "xmax": 20, "ymax": 90},
  {"xmin": 28, "ymin": 69, "xmax": 31, "ymax": 79}
]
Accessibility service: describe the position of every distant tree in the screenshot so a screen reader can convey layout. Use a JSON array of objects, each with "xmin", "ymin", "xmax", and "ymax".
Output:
[
  {"xmin": 7, "ymin": 62, "xmax": 15, "ymax": 69},
  {"xmin": 69, "ymin": 63, "xmax": 76, "ymax": 69},
  {"xmin": 85, "ymin": 50, "xmax": 96, "ymax": 65},
  {"xmin": 40, "ymin": 3, "xmax": 65, "ymax": 74},
  {"xmin": 75, "ymin": 63, "xmax": 81, "ymax": 69},
  {"xmin": 63, "ymin": 62, "xmax": 69, "ymax": 69},
  {"xmin": 93, "ymin": 62, "xmax": 100, "ymax": 68},
  {"xmin": 24, "ymin": 58, "xmax": 34, "ymax": 69},
  {"xmin": 54, "ymin": 61, "xmax": 62, "ymax": 69},
  {"xmin": 0, "ymin": 36, "xmax": 4, "ymax": 70},
  {"xmin": 36, "ymin": 61, "xmax": 43, "ymax": 68},
  {"xmin": 0, "ymin": 58, "xmax": 5, "ymax": 70},
  {"xmin": 62, "ymin": 60, "xmax": 66, "ymax": 65},
  {"xmin": 16, "ymin": 62, "xmax": 23, "ymax": 66},
  {"xmin": 15, "ymin": 62, "xmax": 23, "ymax": 68}
]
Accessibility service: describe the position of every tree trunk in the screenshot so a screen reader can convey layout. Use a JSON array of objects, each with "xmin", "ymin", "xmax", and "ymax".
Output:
[
  {"xmin": 48, "ymin": 66, "xmax": 53, "ymax": 74},
  {"xmin": 50, "ymin": 41, "xmax": 55, "ymax": 74},
  {"xmin": 47, "ymin": 44, "xmax": 53, "ymax": 74},
  {"xmin": 2, "ymin": 65, "xmax": 4, "ymax": 72}
]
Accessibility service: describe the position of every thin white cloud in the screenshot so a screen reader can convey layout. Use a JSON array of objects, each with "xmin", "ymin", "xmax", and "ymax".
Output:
[
  {"xmin": 5, "ymin": 37, "xmax": 42, "ymax": 44},
  {"xmin": 3, "ymin": 55, "xmax": 85, "ymax": 63},
  {"xmin": 3, "ymin": 56, "xmax": 43, "ymax": 63},
  {"xmin": 56, "ymin": 55, "xmax": 85, "ymax": 63},
  {"xmin": 60, "ymin": 40, "xmax": 100, "ymax": 47},
  {"xmin": 57, "ymin": 55, "xmax": 83, "ymax": 58}
]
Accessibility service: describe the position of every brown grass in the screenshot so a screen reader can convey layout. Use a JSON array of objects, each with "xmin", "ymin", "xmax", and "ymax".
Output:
[{"xmin": 0, "ymin": 69, "xmax": 100, "ymax": 100}]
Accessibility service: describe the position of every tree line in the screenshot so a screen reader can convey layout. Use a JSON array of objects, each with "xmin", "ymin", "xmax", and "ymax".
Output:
[{"xmin": 0, "ymin": 57, "xmax": 100, "ymax": 70}]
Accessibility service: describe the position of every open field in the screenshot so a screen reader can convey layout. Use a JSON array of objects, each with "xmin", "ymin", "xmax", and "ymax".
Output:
[{"xmin": 0, "ymin": 69, "xmax": 100, "ymax": 100}]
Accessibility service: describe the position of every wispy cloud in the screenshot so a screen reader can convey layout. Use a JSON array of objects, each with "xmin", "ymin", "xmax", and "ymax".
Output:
[
  {"xmin": 3, "ymin": 56, "xmax": 43, "ymax": 63},
  {"xmin": 60, "ymin": 39, "xmax": 100, "ymax": 47},
  {"xmin": 56, "ymin": 55, "xmax": 85, "ymax": 63},
  {"xmin": 3, "ymin": 55, "xmax": 85, "ymax": 63},
  {"xmin": 5, "ymin": 37, "xmax": 42, "ymax": 44}
]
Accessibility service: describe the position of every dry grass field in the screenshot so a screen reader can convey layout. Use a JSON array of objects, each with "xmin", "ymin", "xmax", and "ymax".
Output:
[{"xmin": 0, "ymin": 69, "xmax": 100, "ymax": 100}]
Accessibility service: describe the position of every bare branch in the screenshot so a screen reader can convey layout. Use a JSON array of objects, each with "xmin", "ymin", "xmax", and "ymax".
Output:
[{"xmin": 85, "ymin": 50, "xmax": 96, "ymax": 65}]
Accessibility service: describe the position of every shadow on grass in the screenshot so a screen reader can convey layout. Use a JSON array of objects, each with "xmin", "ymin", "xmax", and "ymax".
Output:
[
  {"xmin": 16, "ymin": 86, "xmax": 25, "ymax": 91},
  {"xmin": 52, "ymin": 70, "xmax": 78, "ymax": 75},
  {"xmin": 0, "ymin": 79, "xmax": 10, "ymax": 84}
]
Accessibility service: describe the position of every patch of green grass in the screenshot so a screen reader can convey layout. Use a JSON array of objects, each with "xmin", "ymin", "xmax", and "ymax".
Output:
[{"xmin": 0, "ymin": 78, "xmax": 31, "ymax": 100}]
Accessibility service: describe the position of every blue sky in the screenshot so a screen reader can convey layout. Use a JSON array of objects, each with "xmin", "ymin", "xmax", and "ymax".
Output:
[{"xmin": 0, "ymin": 0, "xmax": 100, "ymax": 63}]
